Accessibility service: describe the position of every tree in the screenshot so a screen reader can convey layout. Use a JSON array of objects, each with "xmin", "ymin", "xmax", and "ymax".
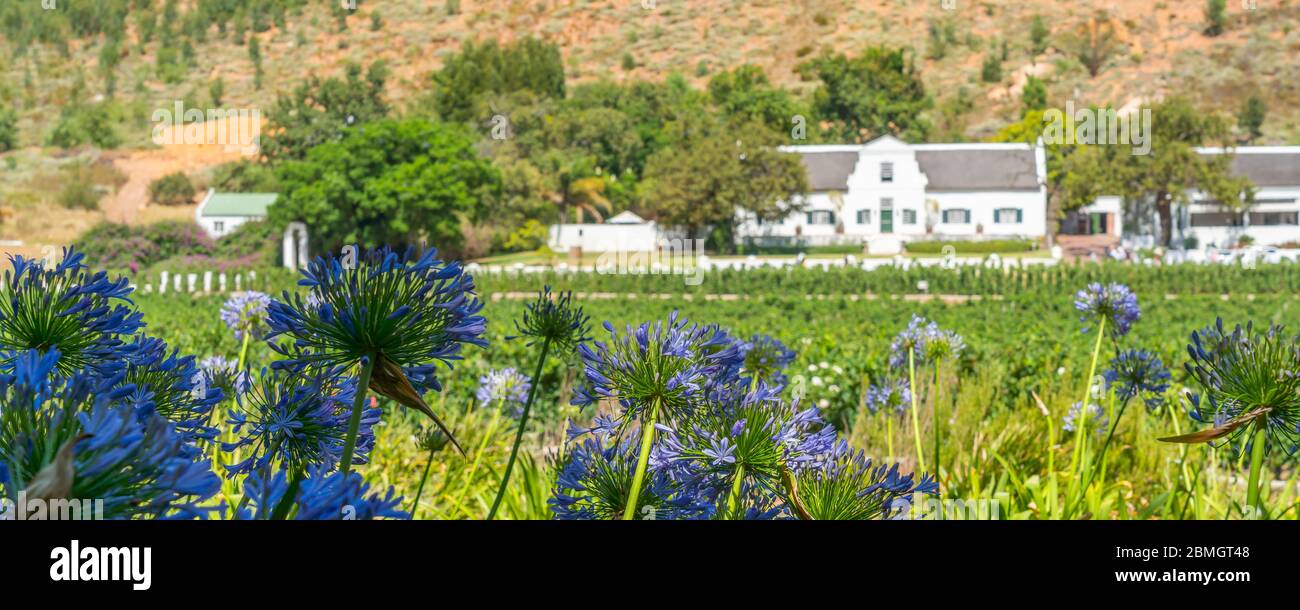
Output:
[
  {"xmin": 1237, "ymin": 95, "xmax": 1266, "ymax": 142},
  {"xmin": 270, "ymin": 119, "xmax": 500, "ymax": 257},
  {"xmin": 1204, "ymin": 0, "xmax": 1227, "ymax": 37},
  {"xmin": 430, "ymin": 37, "xmax": 565, "ymax": 124},
  {"xmin": 980, "ymin": 54, "xmax": 1002, "ymax": 83},
  {"xmin": 707, "ymin": 65, "xmax": 801, "ymax": 133},
  {"xmin": 0, "ymin": 106, "xmax": 17, "ymax": 152},
  {"xmin": 147, "ymin": 172, "xmax": 197, "ymax": 206},
  {"xmin": 799, "ymin": 46, "xmax": 931, "ymax": 142},
  {"xmin": 641, "ymin": 131, "xmax": 807, "ymax": 245},
  {"xmin": 1022, "ymin": 75, "xmax": 1048, "ymax": 115},
  {"xmin": 1030, "ymin": 15, "xmax": 1049, "ymax": 57},
  {"xmin": 1063, "ymin": 12, "xmax": 1122, "ymax": 78},
  {"xmin": 260, "ymin": 61, "xmax": 390, "ymax": 163}
]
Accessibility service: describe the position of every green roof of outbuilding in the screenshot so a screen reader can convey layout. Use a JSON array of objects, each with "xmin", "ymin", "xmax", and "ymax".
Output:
[{"xmin": 201, "ymin": 192, "xmax": 278, "ymax": 217}]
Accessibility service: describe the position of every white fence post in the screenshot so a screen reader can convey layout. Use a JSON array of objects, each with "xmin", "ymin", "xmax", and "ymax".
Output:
[
  {"xmin": 219, "ymin": 273, "xmax": 227, "ymax": 293},
  {"xmin": 203, "ymin": 271, "xmax": 213, "ymax": 293},
  {"xmin": 159, "ymin": 271, "xmax": 169, "ymax": 294}
]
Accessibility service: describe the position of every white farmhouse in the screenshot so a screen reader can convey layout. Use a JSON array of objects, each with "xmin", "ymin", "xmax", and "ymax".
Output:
[
  {"xmin": 195, "ymin": 189, "xmax": 278, "ymax": 239},
  {"xmin": 735, "ymin": 135, "xmax": 1048, "ymax": 253},
  {"xmin": 1064, "ymin": 146, "xmax": 1300, "ymax": 249}
]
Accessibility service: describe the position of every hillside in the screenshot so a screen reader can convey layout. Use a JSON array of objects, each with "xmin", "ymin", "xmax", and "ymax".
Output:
[{"xmin": 0, "ymin": 0, "xmax": 1297, "ymax": 255}]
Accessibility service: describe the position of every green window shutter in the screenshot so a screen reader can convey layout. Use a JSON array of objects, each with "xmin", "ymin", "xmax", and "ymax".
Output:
[{"xmin": 1016, "ymin": 209, "xmax": 1023, "ymax": 223}]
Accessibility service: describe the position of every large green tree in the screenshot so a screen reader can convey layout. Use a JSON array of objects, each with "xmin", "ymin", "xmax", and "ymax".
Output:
[
  {"xmin": 641, "ymin": 130, "xmax": 807, "ymax": 246},
  {"xmin": 707, "ymin": 65, "xmax": 802, "ymax": 134},
  {"xmin": 799, "ymin": 46, "xmax": 931, "ymax": 142},
  {"xmin": 431, "ymin": 37, "xmax": 565, "ymax": 125},
  {"xmin": 270, "ymin": 119, "xmax": 500, "ymax": 257},
  {"xmin": 260, "ymin": 61, "xmax": 390, "ymax": 163}
]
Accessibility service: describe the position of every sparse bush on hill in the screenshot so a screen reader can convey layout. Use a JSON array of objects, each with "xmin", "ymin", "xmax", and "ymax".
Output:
[
  {"xmin": 148, "ymin": 172, "xmax": 197, "ymax": 206},
  {"xmin": 57, "ymin": 162, "xmax": 103, "ymax": 210},
  {"xmin": 0, "ymin": 107, "xmax": 16, "ymax": 151},
  {"xmin": 46, "ymin": 103, "xmax": 122, "ymax": 149},
  {"xmin": 1204, "ymin": 0, "xmax": 1227, "ymax": 37}
]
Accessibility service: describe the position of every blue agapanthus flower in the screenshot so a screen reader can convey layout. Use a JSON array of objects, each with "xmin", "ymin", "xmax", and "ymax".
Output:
[
  {"xmin": 889, "ymin": 315, "xmax": 963, "ymax": 370},
  {"xmin": 238, "ymin": 465, "xmax": 407, "ymax": 520},
  {"xmin": 476, "ymin": 367, "xmax": 532, "ymax": 412},
  {"xmin": 793, "ymin": 440, "xmax": 940, "ymax": 520},
  {"xmin": 1074, "ymin": 283, "xmax": 1140, "ymax": 338},
  {"xmin": 105, "ymin": 334, "xmax": 224, "ymax": 441},
  {"xmin": 220, "ymin": 291, "xmax": 272, "ymax": 342},
  {"xmin": 0, "ymin": 247, "xmax": 143, "ymax": 375},
  {"xmin": 224, "ymin": 368, "xmax": 376, "ymax": 476},
  {"xmin": 735, "ymin": 334, "xmax": 797, "ymax": 387},
  {"xmin": 0, "ymin": 348, "xmax": 220, "ymax": 519},
  {"xmin": 571, "ymin": 311, "xmax": 740, "ymax": 426},
  {"xmin": 200, "ymin": 355, "xmax": 252, "ymax": 397},
  {"xmin": 1104, "ymin": 349, "xmax": 1171, "ymax": 410},
  {"xmin": 1063, "ymin": 401, "xmax": 1108, "ymax": 435},
  {"xmin": 267, "ymin": 246, "xmax": 486, "ymax": 453},
  {"xmin": 865, "ymin": 378, "xmax": 912, "ymax": 414},
  {"xmin": 1176, "ymin": 319, "xmax": 1300, "ymax": 451},
  {"xmin": 550, "ymin": 431, "xmax": 711, "ymax": 520}
]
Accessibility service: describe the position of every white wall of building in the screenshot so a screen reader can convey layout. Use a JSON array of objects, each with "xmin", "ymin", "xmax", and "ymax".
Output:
[
  {"xmin": 197, "ymin": 215, "xmax": 259, "ymax": 239},
  {"xmin": 548, "ymin": 222, "xmax": 661, "ymax": 252},
  {"xmin": 1182, "ymin": 186, "xmax": 1300, "ymax": 248}
]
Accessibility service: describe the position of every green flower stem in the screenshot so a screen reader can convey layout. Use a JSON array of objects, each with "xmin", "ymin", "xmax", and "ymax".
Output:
[
  {"xmin": 488, "ymin": 338, "xmax": 552, "ymax": 520},
  {"xmin": 1069, "ymin": 317, "xmax": 1106, "ymax": 477},
  {"xmin": 886, "ymin": 412, "xmax": 894, "ymax": 462},
  {"xmin": 623, "ymin": 398, "xmax": 660, "ymax": 521},
  {"xmin": 908, "ymin": 349, "xmax": 925, "ymax": 472},
  {"xmin": 452, "ymin": 407, "xmax": 502, "ymax": 514},
  {"xmin": 932, "ymin": 363, "xmax": 942, "ymax": 519},
  {"xmin": 408, "ymin": 445, "xmax": 437, "ymax": 518},
  {"xmin": 236, "ymin": 331, "xmax": 251, "ymax": 371},
  {"xmin": 338, "ymin": 353, "xmax": 377, "ymax": 478},
  {"xmin": 1246, "ymin": 421, "xmax": 1268, "ymax": 516},
  {"xmin": 725, "ymin": 465, "xmax": 746, "ymax": 518}
]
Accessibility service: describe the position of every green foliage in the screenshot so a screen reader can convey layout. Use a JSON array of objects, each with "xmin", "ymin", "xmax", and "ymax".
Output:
[
  {"xmin": 430, "ymin": 37, "xmax": 565, "ymax": 124},
  {"xmin": 0, "ymin": 106, "xmax": 17, "ymax": 151},
  {"xmin": 707, "ymin": 65, "xmax": 801, "ymax": 132},
  {"xmin": 904, "ymin": 239, "xmax": 1037, "ymax": 254},
  {"xmin": 1030, "ymin": 15, "xmax": 1050, "ymax": 56},
  {"xmin": 1062, "ymin": 12, "xmax": 1121, "ymax": 78},
  {"xmin": 1204, "ymin": 0, "xmax": 1227, "ymax": 37},
  {"xmin": 500, "ymin": 219, "xmax": 548, "ymax": 253},
  {"xmin": 980, "ymin": 53, "xmax": 1002, "ymax": 83},
  {"xmin": 209, "ymin": 77, "xmax": 225, "ymax": 106},
  {"xmin": 799, "ymin": 46, "xmax": 931, "ymax": 142},
  {"xmin": 77, "ymin": 220, "xmax": 214, "ymax": 271},
  {"xmin": 1022, "ymin": 75, "xmax": 1048, "ymax": 115},
  {"xmin": 271, "ymin": 118, "xmax": 501, "ymax": 257},
  {"xmin": 260, "ymin": 61, "xmax": 390, "ymax": 163},
  {"xmin": 147, "ymin": 171, "xmax": 197, "ymax": 206},
  {"xmin": 46, "ymin": 103, "xmax": 122, "ymax": 149},
  {"xmin": 621, "ymin": 52, "xmax": 636, "ymax": 71},
  {"xmin": 57, "ymin": 162, "xmax": 103, "ymax": 210},
  {"xmin": 1237, "ymin": 95, "xmax": 1266, "ymax": 142},
  {"xmin": 209, "ymin": 159, "xmax": 280, "ymax": 192}
]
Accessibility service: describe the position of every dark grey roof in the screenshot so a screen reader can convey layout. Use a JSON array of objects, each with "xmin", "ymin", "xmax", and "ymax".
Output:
[
  {"xmin": 914, "ymin": 149, "xmax": 1040, "ymax": 191},
  {"xmin": 799, "ymin": 151, "xmax": 858, "ymax": 191},
  {"xmin": 1218, "ymin": 152, "xmax": 1300, "ymax": 187}
]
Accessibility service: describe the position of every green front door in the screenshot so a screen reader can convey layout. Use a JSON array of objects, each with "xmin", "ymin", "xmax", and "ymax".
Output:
[{"xmin": 880, "ymin": 209, "xmax": 894, "ymax": 234}]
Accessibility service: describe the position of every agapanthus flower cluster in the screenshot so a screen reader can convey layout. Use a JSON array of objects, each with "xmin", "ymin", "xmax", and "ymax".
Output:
[
  {"xmin": 220, "ymin": 291, "xmax": 272, "ymax": 342},
  {"xmin": 0, "ymin": 349, "xmax": 220, "ymax": 519},
  {"xmin": 476, "ymin": 367, "xmax": 532, "ymax": 414},
  {"xmin": 237, "ymin": 465, "xmax": 406, "ymax": 520},
  {"xmin": 200, "ymin": 355, "xmax": 252, "ymax": 397},
  {"xmin": 865, "ymin": 378, "xmax": 912, "ymax": 414},
  {"xmin": 1178, "ymin": 318, "xmax": 1300, "ymax": 451},
  {"xmin": 558, "ymin": 312, "xmax": 938, "ymax": 520},
  {"xmin": 107, "ymin": 334, "xmax": 225, "ymax": 441},
  {"xmin": 224, "ymin": 368, "xmax": 376, "ymax": 476},
  {"xmin": 267, "ymin": 245, "xmax": 488, "ymax": 452},
  {"xmin": 1063, "ymin": 401, "xmax": 1108, "ymax": 435},
  {"xmin": 1074, "ymin": 282, "xmax": 1140, "ymax": 338},
  {"xmin": 735, "ymin": 334, "xmax": 797, "ymax": 387},
  {"xmin": 571, "ymin": 311, "xmax": 740, "ymax": 426},
  {"xmin": 793, "ymin": 441, "xmax": 939, "ymax": 520},
  {"xmin": 1104, "ymin": 349, "xmax": 1171, "ymax": 410},
  {"xmin": 0, "ymin": 247, "xmax": 143, "ymax": 375},
  {"xmin": 888, "ymin": 315, "xmax": 964, "ymax": 370}
]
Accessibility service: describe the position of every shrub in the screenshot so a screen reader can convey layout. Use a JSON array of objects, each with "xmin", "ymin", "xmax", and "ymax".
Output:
[
  {"xmin": 903, "ymin": 239, "xmax": 1037, "ymax": 254},
  {"xmin": 0, "ymin": 106, "xmax": 17, "ymax": 151},
  {"xmin": 46, "ymin": 104, "xmax": 122, "ymax": 149},
  {"xmin": 500, "ymin": 219, "xmax": 548, "ymax": 253},
  {"xmin": 58, "ymin": 162, "xmax": 102, "ymax": 210},
  {"xmin": 148, "ymin": 172, "xmax": 197, "ymax": 205},
  {"xmin": 209, "ymin": 160, "xmax": 280, "ymax": 192},
  {"xmin": 78, "ymin": 220, "xmax": 213, "ymax": 271}
]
